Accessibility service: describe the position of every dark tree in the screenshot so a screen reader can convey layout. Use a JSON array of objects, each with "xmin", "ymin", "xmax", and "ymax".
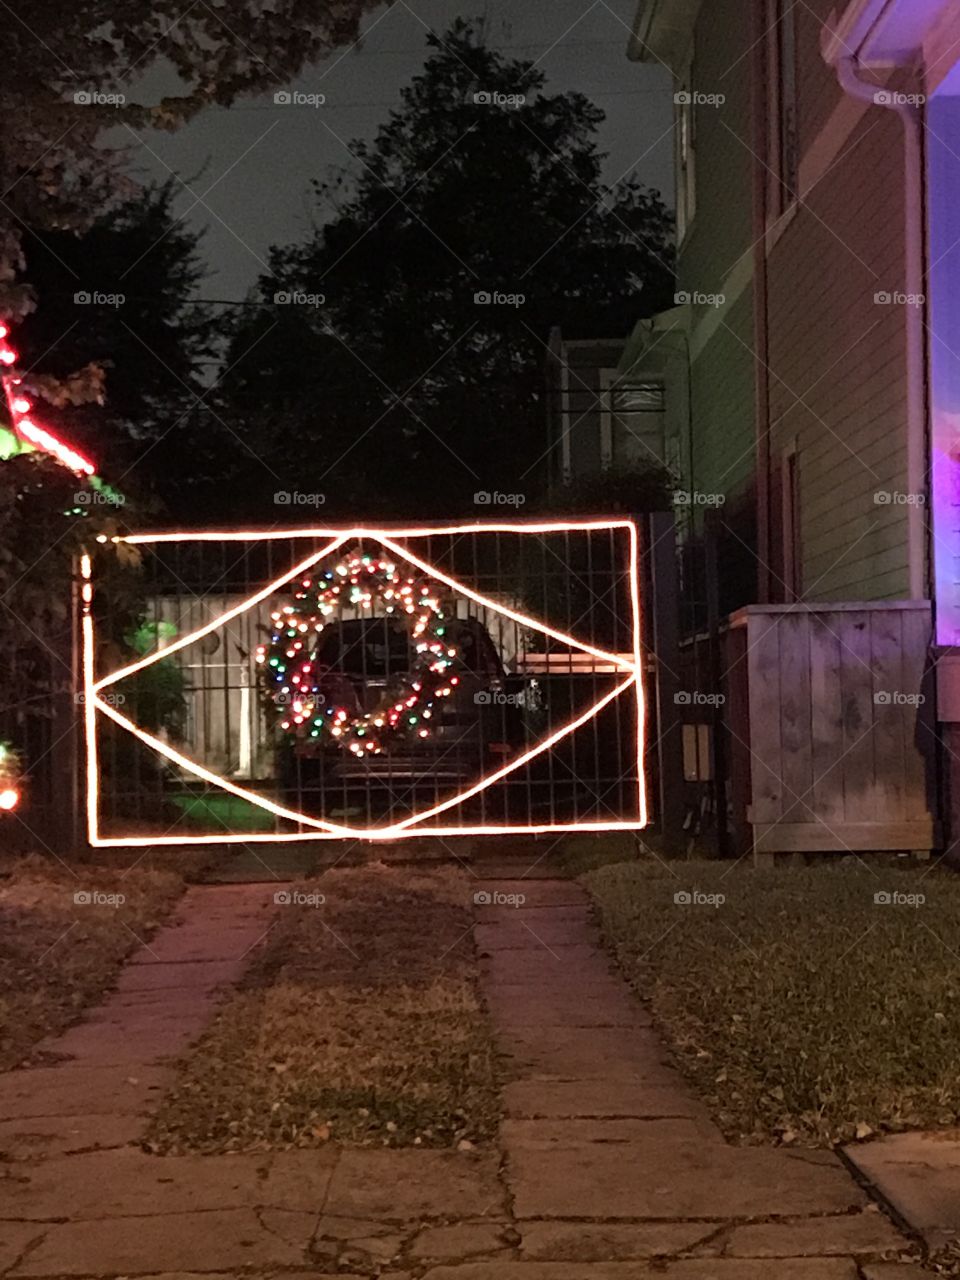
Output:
[
  {"xmin": 0, "ymin": 0, "xmax": 383, "ymax": 316},
  {"xmin": 209, "ymin": 19, "xmax": 675, "ymax": 519},
  {"xmin": 13, "ymin": 183, "xmax": 216, "ymax": 490}
]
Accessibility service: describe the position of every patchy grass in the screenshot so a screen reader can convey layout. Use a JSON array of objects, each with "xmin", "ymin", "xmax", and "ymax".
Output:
[
  {"xmin": 582, "ymin": 857, "xmax": 960, "ymax": 1147},
  {"xmin": 147, "ymin": 863, "xmax": 499, "ymax": 1154},
  {"xmin": 0, "ymin": 855, "xmax": 183, "ymax": 1070},
  {"xmin": 552, "ymin": 830, "xmax": 675, "ymax": 879}
]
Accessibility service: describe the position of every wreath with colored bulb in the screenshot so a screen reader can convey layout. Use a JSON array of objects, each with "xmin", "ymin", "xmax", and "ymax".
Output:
[{"xmin": 256, "ymin": 551, "xmax": 461, "ymax": 757}]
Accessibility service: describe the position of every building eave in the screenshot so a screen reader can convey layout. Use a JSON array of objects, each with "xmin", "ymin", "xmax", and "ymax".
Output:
[
  {"xmin": 627, "ymin": 0, "xmax": 702, "ymax": 68},
  {"xmin": 821, "ymin": 0, "xmax": 955, "ymax": 69}
]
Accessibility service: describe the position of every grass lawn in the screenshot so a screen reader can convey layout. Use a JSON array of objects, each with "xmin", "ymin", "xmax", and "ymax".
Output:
[
  {"xmin": 582, "ymin": 856, "xmax": 960, "ymax": 1147},
  {"xmin": 147, "ymin": 863, "xmax": 498, "ymax": 1154},
  {"xmin": 0, "ymin": 855, "xmax": 184, "ymax": 1070}
]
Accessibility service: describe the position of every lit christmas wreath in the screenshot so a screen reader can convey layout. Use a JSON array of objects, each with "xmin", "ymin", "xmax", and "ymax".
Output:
[{"xmin": 256, "ymin": 550, "xmax": 461, "ymax": 757}]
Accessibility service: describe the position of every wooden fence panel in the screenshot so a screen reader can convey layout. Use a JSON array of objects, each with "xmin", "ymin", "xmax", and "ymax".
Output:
[{"xmin": 733, "ymin": 604, "xmax": 936, "ymax": 856}]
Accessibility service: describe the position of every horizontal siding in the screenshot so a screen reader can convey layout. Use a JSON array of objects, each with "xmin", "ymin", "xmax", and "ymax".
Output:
[{"xmin": 766, "ymin": 40, "xmax": 911, "ymax": 603}]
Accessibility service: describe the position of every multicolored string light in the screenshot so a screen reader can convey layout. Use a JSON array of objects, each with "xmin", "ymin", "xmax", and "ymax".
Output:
[
  {"xmin": 0, "ymin": 322, "xmax": 96, "ymax": 476},
  {"xmin": 256, "ymin": 551, "xmax": 460, "ymax": 756}
]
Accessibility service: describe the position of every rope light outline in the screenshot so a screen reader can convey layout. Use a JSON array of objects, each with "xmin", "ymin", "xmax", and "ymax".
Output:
[{"xmin": 85, "ymin": 520, "xmax": 647, "ymax": 845}]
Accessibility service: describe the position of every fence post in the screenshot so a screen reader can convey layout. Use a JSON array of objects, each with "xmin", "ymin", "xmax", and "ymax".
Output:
[
  {"xmin": 647, "ymin": 512, "xmax": 685, "ymax": 852},
  {"xmin": 35, "ymin": 554, "xmax": 83, "ymax": 858},
  {"xmin": 704, "ymin": 511, "xmax": 731, "ymax": 857}
]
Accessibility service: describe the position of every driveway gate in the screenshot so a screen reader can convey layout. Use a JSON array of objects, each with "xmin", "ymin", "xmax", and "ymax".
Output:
[{"xmin": 82, "ymin": 520, "xmax": 648, "ymax": 846}]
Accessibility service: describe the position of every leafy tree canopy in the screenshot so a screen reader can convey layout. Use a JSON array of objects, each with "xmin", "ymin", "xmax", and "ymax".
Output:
[
  {"xmin": 206, "ymin": 19, "xmax": 674, "ymax": 519},
  {"xmin": 1, "ymin": 0, "xmax": 383, "ymax": 315},
  {"xmin": 14, "ymin": 181, "xmax": 216, "ymax": 481}
]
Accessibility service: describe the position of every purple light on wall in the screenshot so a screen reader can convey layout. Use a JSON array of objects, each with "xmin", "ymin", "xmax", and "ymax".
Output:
[{"xmin": 927, "ymin": 94, "xmax": 960, "ymax": 644}]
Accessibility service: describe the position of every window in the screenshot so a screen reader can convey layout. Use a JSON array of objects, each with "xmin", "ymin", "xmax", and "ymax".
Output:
[
  {"xmin": 600, "ymin": 372, "xmax": 666, "ymax": 471},
  {"xmin": 676, "ymin": 69, "xmax": 697, "ymax": 241},
  {"xmin": 766, "ymin": 0, "xmax": 799, "ymax": 219},
  {"xmin": 782, "ymin": 444, "xmax": 802, "ymax": 599}
]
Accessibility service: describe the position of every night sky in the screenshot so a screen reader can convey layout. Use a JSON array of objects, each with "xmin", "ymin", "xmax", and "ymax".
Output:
[{"xmin": 118, "ymin": 0, "xmax": 673, "ymax": 302}]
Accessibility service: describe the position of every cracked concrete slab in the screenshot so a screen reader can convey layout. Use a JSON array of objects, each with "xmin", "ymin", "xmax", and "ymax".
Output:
[
  {"xmin": 846, "ymin": 1131, "xmax": 960, "ymax": 1250},
  {"xmin": 419, "ymin": 1261, "xmax": 861, "ymax": 1279},
  {"xmin": 7, "ymin": 1207, "xmax": 317, "ymax": 1276},
  {"xmin": 0, "ymin": 1148, "xmax": 337, "ymax": 1220},
  {"xmin": 324, "ymin": 1149, "xmax": 505, "ymax": 1221}
]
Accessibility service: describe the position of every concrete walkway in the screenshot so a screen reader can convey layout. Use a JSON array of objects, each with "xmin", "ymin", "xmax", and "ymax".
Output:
[
  {"xmin": 469, "ymin": 872, "xmax": 923, "ymax": 1280},
  {"xmin": 0, "ymin": 872, "xmax": 933, "ymax": 1278}
]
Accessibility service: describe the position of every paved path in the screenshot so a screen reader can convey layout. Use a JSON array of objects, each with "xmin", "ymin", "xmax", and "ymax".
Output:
[
  {"xmin": 0, "ymin": 871, "xmax": 932, "ymax": 1278},
  {"xmin": 469, "ymin": 872, "xmax": 923, "ymax": 1280}
]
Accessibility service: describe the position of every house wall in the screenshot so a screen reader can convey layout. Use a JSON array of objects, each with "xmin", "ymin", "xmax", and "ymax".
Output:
[
  {"xmin": 679, "ymin": 0, "xmax": 756, "ymax": 517},
  {"xmin": 765, "ymin": 0, "xmax": 913, "ymax": 602}
]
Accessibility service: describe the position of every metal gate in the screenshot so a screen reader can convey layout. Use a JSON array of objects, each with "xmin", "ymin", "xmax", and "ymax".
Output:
[{"xmin": 82, "ymin": 519, "xmax": 647, "ymax": 846}]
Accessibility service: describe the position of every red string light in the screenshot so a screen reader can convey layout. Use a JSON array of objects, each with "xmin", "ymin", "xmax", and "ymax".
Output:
[{"xmin": 0, "ymin": 322, "xmax": 96, "ymax": 476}]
